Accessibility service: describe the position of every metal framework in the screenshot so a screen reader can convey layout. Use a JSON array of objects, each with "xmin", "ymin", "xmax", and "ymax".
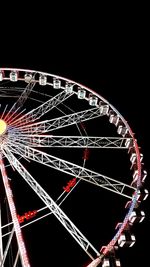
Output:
[
  {"xmin": 0, "ymin": 154, "xmax": 30, "ymax": 267},
  {"xmin": 7, "ymin": 143, "xmax": 135, "ymax": 199},
  {"xmin": 4, "ymin": 73, "xmax": 37, "ymax": 121},
  {"xmin": 9, "ymin": 135, "xmax": 131, "ymax": 148},
  {"xmin": 12, "ymin": 90, "xmax": 74, "ymax": 126},
  {"xmin": 14, "ymin": 107, "xmax": 104, "ymax": 134},
  {"xmin": 0, "ymin": 68, "xmax": 146, "ymax": 267},
  {"xmin": 2, "ymin": 146, "xmax": 100, "ymax": 260}
]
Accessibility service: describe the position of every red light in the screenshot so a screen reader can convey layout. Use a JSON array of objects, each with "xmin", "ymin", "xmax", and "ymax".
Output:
[
  {"xmin": 17, "ymin": 215, "xmax": 25, "ymax": 223},
  {"xmin": 63, "ymin": 178, "xmax": 77, "ymax": 192},
  {"xmin": 83, "ymin": 148, "xmax": 90, "ymax": 160},
  {"xmin": 17, "ymin": 210, "xmax": 37, "ymax": 223},
  {"xmin": 80, "ymin": 122, "xmax": 86, "ymax": 130}
]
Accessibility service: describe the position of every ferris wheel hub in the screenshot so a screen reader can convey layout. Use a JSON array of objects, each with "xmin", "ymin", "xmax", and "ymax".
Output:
[{"xmin": 0, "ymin": 119, "xmax": 7, "ymax": 135}]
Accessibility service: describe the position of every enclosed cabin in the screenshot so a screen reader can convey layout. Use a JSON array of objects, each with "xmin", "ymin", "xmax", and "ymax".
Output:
[
  {"xmin": 24, "ymin": 72, "xmax": 33, "ymax": 83},
  {"xmin": 109, "ymin": 111, "xmax": 120, "ymax": 126},
  {"xmin": 131, "ymin": 163, "xmax": 147, "ymax": 187},
  {"xmin": 65, "ymin": 82, "xmax": 74, "ymax": 94},
  {"xmin": 102, "ymin": 258, "xmax": 121, "ymax": 267},
  {"xmin": 117, "ymin": 122, "xmax": 128, "ymax": 136},
  {"xmin": 116, "ymin": 223, "xmax": 135, "ymax": 248},
  {"xmin": 99, "ymin": 101, "xmax": 109, "ymax": 115},
  {"xmin": 125, "ymin": 201, "xmax": 145, "ymax": 224},
  {"xmin": 53, "ymin": 77, "xmax": 61, "ymax": 89},
  {"xmin": 128, "ymin": 146, "xmax": 143, "ymax": 165},
  {"xmin": 88, "ymin": 93, "xmax": 98, "ymax": 106},
  {"xmin": 101, "ymin": 247, "xmax": 121, "ymax": 267},
  {"xmin": 77, "ymin": 87, "xmax": 86, "ymax": 99},
  {"xmin": 10, "ymin": 70, "xmax": 18, "ymax": 82},
  {"xmin": 39, "ymin": 74, "xmax": 47, "ymax": 86}
]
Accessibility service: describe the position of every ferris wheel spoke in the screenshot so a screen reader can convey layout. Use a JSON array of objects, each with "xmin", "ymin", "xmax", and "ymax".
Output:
[
  {"xmin": 86, "ymin": 258, "xmax": 101, "ymax": 267},
  {"xmin": 0, "ymin": 104, "xmax": 8, "ymax": 120},
  {"xmin": 7, "ymin": 143, "xmax": 135, "ymax": 199},
  {"xmin": 0, "ymin": 227, "xmax": 14, "ymax": 266},
  {"xmin": 2, "ymin": 146, "xmax": 100, "ymax": 260},
  {"xmin": 0, "ymin": 86, "xmax": 19, "ymax": 97},
  {"xmin": 6, "ymin": 108, "xmax": 27, "ymax": 125},
  {"xmin": 9, "ymin": 135, "xmax": 131, "ymax": 149},
  {"xmin": 4, "ymin": 74, "xmax": 37, "ymax": 122},
  {"xmin": 11, "ymin": 90, "xmax": 74, "ymax": 127},
  {"xmin": 0, "ymin": 86, "xmax": 24, "ymax": 92},
  {"xmin": 15, "ymin": 107, "xmax": 103, "ymax": 134},
  {"xmin": 0, "ymin": 154, "xmax": 30, "ymax": 267}
]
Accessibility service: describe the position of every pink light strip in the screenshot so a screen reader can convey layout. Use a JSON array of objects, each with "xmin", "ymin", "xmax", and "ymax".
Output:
[{"xmin": 0, "ymin": 154, "xmax": 30, "ymax": 267}]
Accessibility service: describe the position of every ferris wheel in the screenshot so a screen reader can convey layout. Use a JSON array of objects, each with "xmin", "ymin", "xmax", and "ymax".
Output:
[{"xmin": 0, "ymin": 68, "xmax": 148, "ymax": 267}]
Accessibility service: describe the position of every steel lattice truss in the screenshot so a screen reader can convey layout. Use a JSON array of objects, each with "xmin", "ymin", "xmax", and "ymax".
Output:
[
  {"xmin": 13, "ymin": 90, "xmax": 74, "ymax": 126},
  {"xmin": 0, "ymin": 68, "xmax": 145, "ymax": 267},
  {"xmin": 9, "ymin": 135, "xmax": 131, "ymax": 148},
  {"xmin": 5, "ymin": 73, "xmax": 37, "ymax": 118},
  {"xmin": 2, "ymin": 147, "xmax": 100, "ymax": 260},
  {"xmin": 7, "ymin": 142, "xmax": 134, "ymax": 199},
  {"xmin": 15, "ymin": 107, "xmax": 104, "ymax": 134}
]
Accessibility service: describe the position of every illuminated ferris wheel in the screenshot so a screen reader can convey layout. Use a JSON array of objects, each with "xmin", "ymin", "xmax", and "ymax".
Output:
[{"xmin": 0, "ymin": 68, "xmax": 148, "ymax": 267}]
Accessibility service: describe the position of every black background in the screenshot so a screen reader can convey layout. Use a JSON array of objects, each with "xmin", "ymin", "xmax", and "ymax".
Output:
[{"xmin": 0, "ymin": 5, "xmax": 149, "ymax": 267}]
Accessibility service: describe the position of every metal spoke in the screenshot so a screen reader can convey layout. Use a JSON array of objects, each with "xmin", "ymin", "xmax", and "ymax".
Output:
[
  {"xmin": 9, "ymin": 135, "xmax": 131, "ymax": 148},
  {"xmin": 14, "ymin": 107, "xmax": 104, "ymax": 134},
  {"xmin": 3, "ymin": 180, "xmax": 81, "ymax": 237},
  {"xmin": 7, "ymin": 142, "xmax": 135, "ymax": 199},
  {"xmin": 4, "ymin": 74, "xmax": 37, "ymax": 122},
  {"xmin": 0, "ymin": 154, "xmax": 30, "ymax": 267},
  {"xmin": 0, "ymin": 228, "xmax": 14, "ymax": 267},
  {"xmin": 11, "ymin": 90, "xmax": 74, "ymax": 126},
  {"xmin": 2, "ymin": 146, "xmax": 100, "ymax": 260},
  {"xmin": 0, "ymin": 104, "xmax": 8, "ymax": 120},
  {"xmin": 13, "ymin": 251, "xmax": 20, "ymax": 267}
]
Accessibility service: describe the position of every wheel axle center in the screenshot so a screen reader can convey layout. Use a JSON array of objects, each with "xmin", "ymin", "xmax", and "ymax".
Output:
[{"xmin": 0, "ymin": 119, "xmax": 7, "ymax": 135}]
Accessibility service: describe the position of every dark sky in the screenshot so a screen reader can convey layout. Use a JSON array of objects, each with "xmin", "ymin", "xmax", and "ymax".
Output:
[{"xmin": 0, "ymin": 14, "xmax": 149, "ymax": 267}]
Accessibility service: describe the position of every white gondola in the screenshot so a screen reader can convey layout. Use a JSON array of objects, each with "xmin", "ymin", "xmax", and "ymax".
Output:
[
  {"xmin": 117, "ymin": 125, "xmax": 128, "ymax": 136},
  {"xmin": 130, "ymin": 149, "xmax": 143, "ymax": 164},
  {"xmin": 129, "ymin": 210, "xmax": 145, "ymax": 224},
  {"xmin": 89, "ymin": 95, "xmax": 98, "ymax": 106},
  {"xmin": 39, "ymin": 75, "xmax": 47, "ymax": 86},
  {"xmin": 77, "ymin": 88, "xmax": 86, "ymax": 99},
  {"xmin": 102, "ymin": 258, "xmax": 121, "ymax": 267},
  {"xmin": 137, "ymin": 188, "xmax": 149, "ymax": 201},
  {"xmin": 102, "ymin": 259, "xmax": 109, "ymax": 267},
  {"xmin": 125, "ymin": 138, "xmax": 133, "ymax": 148},
  {"xmin": 130, "ymin": 152, "xmax": 136, "ymax": 164},
  {"xmin": 10, "ymin": 70, "xmax": 18, "ymax": 82},
  {"xmin": 65, "ymin": 82, "xmax": 73, "ymax": 93},
  {"xmin": 132, "ymin": 169, "xmax": 147, "ymax": 183},
  {"xmin": 109, "ymin": 113, "xmax": 120, "ymax": 126},
  {"xmin": 100, "ymin": 103, "xmax": 109, "ymax": 115},
  {"xmin": 24, "ymin": 73, "xmax": 33, "ymax": 83},
  {"xmin": 53, "ymin": 78, "xmax": 61, "ymax": 89},
  {"xmin": 118, "ymin": 232, "xmax": 135, "ymax": 247}
]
